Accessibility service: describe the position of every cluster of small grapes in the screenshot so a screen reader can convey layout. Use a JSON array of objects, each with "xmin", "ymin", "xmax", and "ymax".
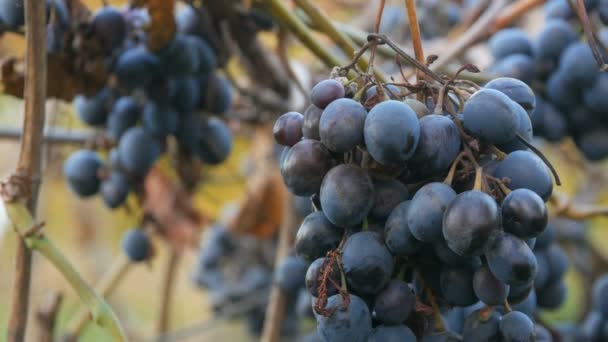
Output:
[
  {"xmin": 489, "ymin": 0, "xmax": 608, "ymax": 161},
  {"xmin": 57, "ymin": 5, "xmax": 233, "ymax": 262},
  {"xmin": 272, "ymin": 72, "xmax": 563, "ymax": 341}
]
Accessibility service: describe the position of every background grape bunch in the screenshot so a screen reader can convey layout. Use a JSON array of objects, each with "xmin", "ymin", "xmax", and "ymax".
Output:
[
  {"xmin": 57, "ymin": 4, "xmax": 234, "ymax": 261},
  {"xmin": 489, "ymin": 0, "xmax": 608, "ymax": 161}
]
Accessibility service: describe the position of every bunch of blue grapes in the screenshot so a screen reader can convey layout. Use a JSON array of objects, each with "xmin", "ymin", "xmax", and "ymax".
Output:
[
  {"xmin": 52, "ymin": 4, "xmax": 233, "ymax": 261},
  {"xmin": 489, "ymin": 0, "xmax": 608, "ymax": 161},
  {"xmin": 272, "ymin": 73, "xmax": 568, "ymax": 341}
]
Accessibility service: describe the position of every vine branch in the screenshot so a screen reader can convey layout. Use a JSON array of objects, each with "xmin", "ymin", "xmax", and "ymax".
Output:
[{"xmin": 7, "ymin": 0, "xmax": 47, "ymax": 340}]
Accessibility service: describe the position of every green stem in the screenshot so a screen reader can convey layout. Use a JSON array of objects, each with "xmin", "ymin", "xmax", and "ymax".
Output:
[
  {"xmin": 5, "ymin": 202, "xmax": 128, "ymax": 341},
  {"xmin": 265, "ymin": 0, "xmax": 343, "ymax": 69},
  {"xmin": 293, "ymin": 0, "xmax": 387, "ymax": 82}
]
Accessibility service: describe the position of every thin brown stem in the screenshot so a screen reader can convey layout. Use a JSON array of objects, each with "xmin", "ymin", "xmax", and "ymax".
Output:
[
  {"xmin": 36, "ymin": 292, "xmax": 63, "ymax": 342},
  {"xmin": 474, "ymin": 166, "xmax": 483, "ymax": 191},
  {"xmin": 7, "ymin": 0, "xmax": 47, "ymax": 340},
  {"xmin": 368, "ymin": 34, "xmax": 445, "ymax": 84},
  {"xmin": 368, "ymin": 0, "xmax": 386, "ymax": 79},
  {"xmin": 261, "ymin": 197, "xmax": 298, "ymax": 342},
  {"xmin": 430, "ymin": 0, "xmax": 507, "ymax": 72},
  {"xmin": 491, "ymin": 0, "xmax": 545, "ymax": 33},
  {"xmin": 404, "ymin": 0, "xmax": 425, "ymax": 88},
  {"xmin": 157, "ymin": 249, "xmax": 180, "ymax": 339},
  {"xmin": 574, "ymin": 0, "xmax": 608, "ymax": 70},
  {"xmin": 444, "ymin": 152, "xmax": 466, "ymax": 185}
]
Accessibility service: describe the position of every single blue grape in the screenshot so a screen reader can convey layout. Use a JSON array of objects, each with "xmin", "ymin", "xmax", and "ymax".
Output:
[
  {"xmin": 121, "ymin": 228, "xmax": 150, "ymax": 262},
  {"xmin": 64, "ymin": 150, "xmax": 103, "ymax": 197}
]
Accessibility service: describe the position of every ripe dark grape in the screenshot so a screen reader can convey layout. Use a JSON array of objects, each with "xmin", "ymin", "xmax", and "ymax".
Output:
[
  {"xmin": 364, "ymin": 100, "xmax": 420, "ymax": 166},
  {"xmin": 489, "ymin": 28, "xmax": 533, "ymax": 60},
  {"xmin": 534, "ymin": 325, "xmax": 552, "ymax": 342},
  {"xmin": 434, "ymin": 240, "xmax": 481, "ymax": 268},
  {"xmin": 484, "ymin": 77, "xmax": 536, "ymax": 114},
  {"xmin": 536, "ymin": 279, "xmax": 566, "ymax": 309},
  {"xmin": 74, "ymin": 88, "xmax": 112, "ymax": 126},
  {"xmin": 319, "ymin": 164, "xmax": 374, "ymax": 227},
  {"xmin": 580, "ymin": 311, "xmax": 604, "ymax": 341},
  {"xmin": 442, "ymin": 190, "xmax": 501, "ymax": 256},
  {"xmin": 511, "ymin": 290, "xmax": 537, "ymax": 318},
  {"xmin": 172, "ymin": 77, "xmax": 200, "ymax": 116},
  {"xmin": 533, "ymin": 19, "xmax": 577, "ymax": 65},
  {"xmin": 373, "ymin": 279, "xmax": 415, "ymax": 325},
  {"xmin": 319, "ymin": 98, "xmax": 367, "ymax": 153},
  {"xmin": 274, "ymin": 256, "xmax": 307, "ymax": 295},
  {"xmin": 368, "ymin": 325, "xmax": 416, "ymax": 342},
  {"xmin": 115, "ymin": 47, "xmax": 160, "ymax": 90},
  {"xmin": 100, "ymin": 171, "xmax": 130, "ymax": 209},
  {"xmin": 310, "ymin": 79, "xmax": 345, "ymax": 109},
  {"xmin": 195, "ymin": 117, "xmax": 233, "ymax": 164},
  {"xmin": 306, "ymin": 257, "xmax": 340, "ymax": 297},
  {"xmin": 280, "ymin": 139, "xmax": 333, "ymax": 196},
  {"xmin": 118, "ymin": 127, "xmax": 162, "ymax": 176},
  {"xmin": 473, "ymin": 266, "xmax": 509, "ymax": 306},
  {"xmin": 384, "ymin": 201, "xmax": 422, "ymax": 256},
  {"xmin": 463, "ymin": 89, "xmax": 519, "ymax": 145},
  {"xmin": 295, "ymin": 211, "xmax": 341, "ymax": 263},
  {"xmin": 404, "ymin": 98, "xmax": 430, "ymax": 118},
  {"xmin": 544, "ymin": 244, "xmax": 569, "ymax": 284},
  {"xmin": 293, "ymin": 195, "xmax": 313, "ymax": 218},
  {"xmin": 534, "ymin": 222, "xmax": 556, "ymax": 250},
  {"xmin": 490, "ymin": 54, "xmax": 535, "ymax": 84},
  {"xmin": 155, "ymin": 34, "xmax": 200, "ymax": 77},
  {"xmin": 273, "ymin": 112, "xmax": 304, "ymax": 147},
  {"xmin": 531, "ymin": 99, "xmax": 567, "ymax": 142},
  {"xmin": 407, "ymin": 182, "xmax": 456, "ymax": 243},
  {"xmin": 198, "ymin": 74, "xmax": 233, "ymax": 115},
  {"xmin": 302, "ymin": 104, "xmax": 323, "ymax": 140},
  {"xmin": 341, "ymin": 231, "xmax": 393, "ymax": 295},
  {"xmin": 410, "ymin": 114, "xmax": 461, "ymax": 175},
  {"xmin": 501, "ymin": 189, "xmax": 548, "ymax": 238},
  {"xmin": 91, "ymin": 6, "xmax": 127, "ymax": 53},
  {"xmin": 440, "ymin": 266, "xmax": 478, "ymax": 307},
  {"xmin": 142, "ymin": 102, "xmax": 179, "ymax": 138},
  {"xmin": 187, "ymin": 35, "xmax": 217, "ymax": 75},
  {"xmin": 508, "ymin": 282, "xmax": 534, "ymax": 304},
  {"xmin": 315, "ymin": 294, "xmax": 372, "ymax": 342},
  {"xmin": 121, "ymin": 228, "xmax": 151, "ymax": 262},
  {"xmin": 462, "ymin": 308, "xmax": 501, "ymax": 342},
  {"xmin": 559, "ymin": 42, "xmax": 598, "ymax": 87},
  {"xmin": 493, "ymin": 150, "xmax": 553, "ymax": 201},
  {"xmin": 499, "ymin": 311, "xmax": 535, "ymax": 342},
  {"xmin": 0, "ymin": 0, "xmax": 24, "ymax": 29},
  {"xmin": 497, "ymin": 102, "xmax": 533, "ymax": 153},
  {"xmin": 107, "ymin": 97, "xmax": 140, "ymax": 141},
  {"xmin": 370, "ymin": 179, "xmax": 408, "ymax": 220},
  {"xmin": 64, "ymin": 150, "xmax": 103, "ymax": 197},
  {"xmin": 486, "ymin": 233, "xmax": 538, "ymax": 286},
  {"xmin": 545, "ymin": 0, "xmax": 574, "ymax": 20},
  {"xmin": 577, "ymin": 129, "xmax": 608, "ymax": 161}
]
